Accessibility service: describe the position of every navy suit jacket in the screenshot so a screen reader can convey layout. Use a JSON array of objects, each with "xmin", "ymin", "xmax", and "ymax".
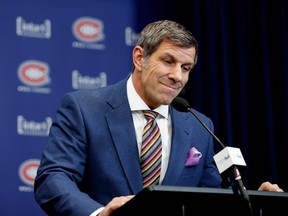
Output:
[{"xmin": 34, "ymin": 78, "xmax": 222, "ymax": 216}]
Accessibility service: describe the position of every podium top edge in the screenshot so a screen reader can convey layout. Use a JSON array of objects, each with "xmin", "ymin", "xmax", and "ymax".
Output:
[{"xmin": 145, "ymin": 185, "xmax": 288, "ymax": 198}]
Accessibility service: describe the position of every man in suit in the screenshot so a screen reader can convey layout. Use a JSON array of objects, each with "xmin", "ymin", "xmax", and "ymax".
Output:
[{"xmin": 34, "ymin": 20, "xmax": 282, "ymax": 216}]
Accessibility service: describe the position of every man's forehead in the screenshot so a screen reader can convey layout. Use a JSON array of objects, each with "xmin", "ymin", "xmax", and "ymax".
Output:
[{"xmin": 155, "ymin": 42, "xmax": 196, "ymax": 64}]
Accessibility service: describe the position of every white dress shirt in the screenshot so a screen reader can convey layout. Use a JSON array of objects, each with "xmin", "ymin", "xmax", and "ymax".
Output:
[
  {"xmin": 90, "ymin": 75, "xmax": 172, "ymax": 216},
  {"xmin": 126, "ymin": 75, "xmax": 172, "ymax": 183}
]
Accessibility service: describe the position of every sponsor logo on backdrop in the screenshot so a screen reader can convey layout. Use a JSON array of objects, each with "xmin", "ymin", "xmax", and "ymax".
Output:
[
  {"xmin": 17, "ymin": 115, "xmax": 52, "ymax": 136},
  {"xmin": 16, "ymin": 16, "xmax": 51, "ymax": 39},
  {"xmin": 17, "ymin": 59, "xmax": 51, "ymax": 93},
  {"xmin": 125, "ymin": 27, "xmax": 140, "ymax": 46},
  {"xmin": 72, "ymin": 70, "xmax": 107, "ymax": 89},
  {"xmin": 72, "ymin": 17, "xmax": 105, "ymax": 50},
  {"xmin": 18, "ymin": 159, "xmax": 40, "ymax": 192}
]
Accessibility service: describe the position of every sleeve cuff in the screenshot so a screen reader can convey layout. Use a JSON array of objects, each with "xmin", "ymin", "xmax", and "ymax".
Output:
[{"xmin": 90, "ymin": 207, "xmax": 104, "ymax": 216}]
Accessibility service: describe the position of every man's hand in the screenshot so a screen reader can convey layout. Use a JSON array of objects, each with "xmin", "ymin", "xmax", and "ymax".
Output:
[
  {"xmin": 98, "ymin": 195, "xmax": 134, "ymax": 216},
  {"xmin": 258, "ymin": 181, "xmax": 283, "ymax": 192}
]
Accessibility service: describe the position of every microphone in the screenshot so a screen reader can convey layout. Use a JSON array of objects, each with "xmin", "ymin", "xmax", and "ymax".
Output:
[{"xmin": 171, "ymin": 96, "xmax": 253, "ymax": 214}]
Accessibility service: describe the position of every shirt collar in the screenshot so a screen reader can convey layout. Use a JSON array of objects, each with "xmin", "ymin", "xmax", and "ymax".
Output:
[{"xmin": 127, "ymin": 75, "xmax": 169, "ymax": 119}]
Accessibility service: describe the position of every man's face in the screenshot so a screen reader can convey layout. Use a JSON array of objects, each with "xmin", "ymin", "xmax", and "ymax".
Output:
[{"xmin": 133, "ymin": 40, "xmax": 196, "ymax": 109}]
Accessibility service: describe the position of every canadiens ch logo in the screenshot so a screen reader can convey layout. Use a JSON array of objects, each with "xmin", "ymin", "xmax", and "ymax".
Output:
[
  {"xmin": 72, "ymin": 17, "xmax": 104, "ymax": 43},
  {"xmin": 18, "ymin": 159, "xmax": 40, "ymax": 186},
  {"xmin": 18, "ymin": 60, "xmax": 50, "ymax": 87}
]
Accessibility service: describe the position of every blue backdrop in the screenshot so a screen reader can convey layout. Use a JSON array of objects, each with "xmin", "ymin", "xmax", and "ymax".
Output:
[{"xmin": 0, "ymin": 0, "xmax": 141, "ymax": 215}]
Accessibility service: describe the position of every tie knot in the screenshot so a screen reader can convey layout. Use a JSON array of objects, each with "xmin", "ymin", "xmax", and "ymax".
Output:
[{"xmin": 143, "ymin": 110, "xmax": 157, "ymax": 120}]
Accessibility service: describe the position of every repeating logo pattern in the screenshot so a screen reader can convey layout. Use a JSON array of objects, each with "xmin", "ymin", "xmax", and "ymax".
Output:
[
  {"xmin": 1, "ymin": 3, "xmax": 142, "ymax": 215},
  {"xmin": 11, "ymin": 12, "xmax": 140, "ymax": 199}
]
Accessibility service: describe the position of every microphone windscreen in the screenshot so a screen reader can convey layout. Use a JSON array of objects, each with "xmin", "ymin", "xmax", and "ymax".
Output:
[{"xmin": 171, "ymin": 97, "xmax": 191, "ymax": 112}]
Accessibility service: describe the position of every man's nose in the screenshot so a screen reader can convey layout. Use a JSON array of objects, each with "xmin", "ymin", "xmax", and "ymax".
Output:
[{"xmin": 169, "ymin": 66, "xmax": 182, "ymax": 82}]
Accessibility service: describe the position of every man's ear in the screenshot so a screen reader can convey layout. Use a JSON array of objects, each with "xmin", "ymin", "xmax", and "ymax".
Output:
[{"xmin": 132, "ymin": 46, "xmax": 144, "ymax": 71}]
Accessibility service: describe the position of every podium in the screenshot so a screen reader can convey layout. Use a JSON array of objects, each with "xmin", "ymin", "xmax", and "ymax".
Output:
[{"xmin": 111, "ymin": 185, "xmax": 288, "ymax": 216}]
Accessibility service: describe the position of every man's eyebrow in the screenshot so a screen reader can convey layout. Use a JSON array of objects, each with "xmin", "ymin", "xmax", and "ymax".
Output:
[{"xmin": 160, "ymin": 52, "xmax": 195, "ymax": 66}]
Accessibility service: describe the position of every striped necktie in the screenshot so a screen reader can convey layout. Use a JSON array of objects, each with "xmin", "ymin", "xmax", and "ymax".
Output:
[{"xmin": 140, "ymin": 110, "xmax": 162, "ymax": 188}]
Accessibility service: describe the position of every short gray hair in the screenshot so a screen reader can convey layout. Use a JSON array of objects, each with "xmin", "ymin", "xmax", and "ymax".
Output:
[{"xmin": 136, "ymin": 20, "xmax": 198, "ymax": 65}]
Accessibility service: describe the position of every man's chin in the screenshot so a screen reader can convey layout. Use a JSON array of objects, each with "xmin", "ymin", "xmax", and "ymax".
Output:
[{"xmin": 159, "ymin": 96, "xmax": 176, "ymax": 105}]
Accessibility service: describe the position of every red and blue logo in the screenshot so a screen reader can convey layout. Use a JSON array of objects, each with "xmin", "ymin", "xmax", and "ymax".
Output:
[
  {"xmin": 72, "ymin": 17, "xmax": 104, "ymax": 43},
  {"xmin": 17, "ymin": 60, "xmax": 50, "ymax": 87},
  {"xmin": 18, "ymin": 159, "xmax": 40, "ymax": 186}
]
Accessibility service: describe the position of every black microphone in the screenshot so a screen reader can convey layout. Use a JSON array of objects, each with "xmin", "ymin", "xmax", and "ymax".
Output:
[
  {"xmin": 172, "ymin": 97, "xmax": 226, "ymax": 149},
  {"xmin": 171, "ymin": 96, "xmax": 253, "ymax": 215}
]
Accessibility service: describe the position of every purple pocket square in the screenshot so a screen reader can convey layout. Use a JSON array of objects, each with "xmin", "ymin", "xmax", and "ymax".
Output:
[{"xmin": 185, "ymin": 147, "xmax": 202, "ymax": 166}]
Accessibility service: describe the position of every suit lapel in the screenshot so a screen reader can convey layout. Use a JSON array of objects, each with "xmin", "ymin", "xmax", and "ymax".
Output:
[
  {"xmin": 105, "ymin": 82, "xmax": 143, "ymax": 194},
  {"xmin": 162, "ymin": 109, "xmax": 191, "ymax": 185}
]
